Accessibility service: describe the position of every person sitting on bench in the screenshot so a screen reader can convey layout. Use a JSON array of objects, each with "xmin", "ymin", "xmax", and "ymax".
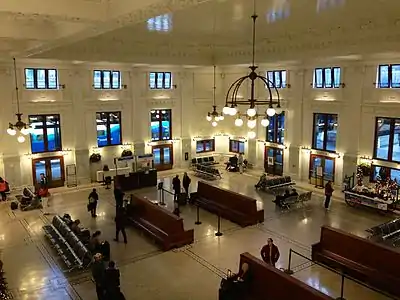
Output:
[
  {"xmin": 255, "ymin": 174, "xmax": 267, "ymax": 189},
  {"xmin": 71, "ymin": 219, "xmax": 82, "ymax": 235},
  {"xmin": 226, "ymin": 155, "xmax": 238, "ymax": 171},
  {"xmin": 290, "ymin": 188, "xmax": 298, "ymax": 196},
  {"xmin": 273, "ymin": 189, "xmax": 291, "ymax": 207}
]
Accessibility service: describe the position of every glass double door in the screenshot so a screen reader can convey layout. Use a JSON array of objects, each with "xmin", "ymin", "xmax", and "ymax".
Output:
[
  {"xmin": 264, "ymin": 147, "xmax": 284, "ymax": 176},
  {"xmin": 152, "ymin": 144, "xmax": 173, "ymax": 171},
  {"xmin": 32, "ymin": 156, "xmax": 65, "ymax": 188},
  {"xmin": 309, "ymin": 154, "xmax": 335, "ymax": 187}
]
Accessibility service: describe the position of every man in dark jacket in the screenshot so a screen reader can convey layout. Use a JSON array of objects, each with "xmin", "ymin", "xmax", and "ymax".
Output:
[
  {"xmin": 88, "ymin": 188, "xmax": 99, "ymax": 217},
  {"xmin": 114, "ymin": 185, "xmax": 124, "ymax": 212},
  {"xmin": 260, "ymin": 238, "xmax": 280, "ymax": 267},
  {"xmin": 91, "ymin": 253, "xmax": 106, "ymax": 300},
  {"xmin": 182, "ymin": 172, "xmax": 191, "ymax": 198},
  {"xmin": 105, "ymin": 260, "xmax": 121, "ymax": 299},
  {"xmin": 114, "ymin": 207, "xmax": 128, "ymax": 244},
  {"xmin": 172, "ymin": 175, "xmax": 181, "ymax": 201}
]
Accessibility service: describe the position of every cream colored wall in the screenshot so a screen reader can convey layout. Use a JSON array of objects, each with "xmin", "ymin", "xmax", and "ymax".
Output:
[{"xmin": 1, "ymin": 60, "xmax": 400, "ymax": 187}]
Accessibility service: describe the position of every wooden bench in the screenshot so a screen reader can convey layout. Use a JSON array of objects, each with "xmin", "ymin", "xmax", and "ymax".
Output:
[
  {"xmin": 126, "ymin": 194, "xmax": 194, "ymax": 251},
  {"xmin": 195, "ymin": 181, "xmax": 264, "ymax": 227},
  {"xmin": 312, "ymin": 226, "xmax": 400, "ymax": 298},
  {"xmin": 225, "ymin": 252, "xmax": 333, "ymax": 300}
]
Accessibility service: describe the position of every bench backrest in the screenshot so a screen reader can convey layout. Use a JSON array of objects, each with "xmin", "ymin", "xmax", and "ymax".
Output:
[
  {"xmin": 130, "ymin": 194, "xmax": 185, "ymax": 234},
  {"xmin": 197, "ymin": 181, "xmax": 258, "ymax": 215},
  {"xmin": 318, "ymin": 226, "xmax": 400, "ymax": 278},
  {"xmin": 239, "ymin": 252, "xmax": 332, "ymax": 300}
]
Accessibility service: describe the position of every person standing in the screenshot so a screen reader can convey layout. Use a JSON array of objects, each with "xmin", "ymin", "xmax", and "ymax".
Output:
[
  {"xmin": 238, "ymin": 153, "xmax": 244, "ymax": 174},
  {"xmin": 114, "ymin": 185, "xmax": 124, "ymax": 211},
  {"xmin": 324, "ymin": 180, "xmax": 334, "ymax": 209},
  {"xmin": 88, "ymin": 188, "xmax": 99, "ymax": 217},
  {"xmin": 91, "ymin": 253, "xmax": 106, "ymax": 300},
  {"xmin": 0, "ymin": 177, "xmax": 8, "ymax": 201},
  {"xmin": 114, "ymin": 207, "xmax": 127, "ymax": 244},
  {"xmin": 105, "ymin": 261, "xmax": 122, "ymax": 299},
  {"xmin": 172, "ymin": 175, "xmax": 181, "ymax": 202},
  {"xmin": 260, "ymin": 238, "xmax": 280, "ymax": 267},
  {"xmin": 182, "ymin": 172, "xmax": 191, "ymax": 198}
]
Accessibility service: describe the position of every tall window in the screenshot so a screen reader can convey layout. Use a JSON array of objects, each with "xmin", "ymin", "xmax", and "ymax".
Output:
[
  {"xmin": 96, "ymin": 112, "xmax": 122, "ymax": 147},
  {"xmin": 151, "ymin": 109, "xmax": 172, "ymax": 141},
  {"xmin": 377, "ymin": 65, "xmax": 400, "ymax": 88},
  {"xmin": 149, "ymin": 72, "xmax": 172, "ymax": 89},
  {"xmin": 312, "ymin": 113, "xmax": 338, "ymax": 151},
  {"xmin": 196, "ymin": 139, "xmax": 215, "ymax": 153},
  {"xmin": 266, "ymin": 70, "xmax": 287, "ymax": 88},
  {"xmin": 267, "ymin": 112, "xmax": 285, "ymax": 144},
  {"xmin": 29, "ymin": 114, "xmax": 62, "ymax": 153},
  {"xmin": 25, "ymin": 68, "xmax": 58, "ymax": 89},
  {"xmin": 229, "ymin": 140, "xmax": 245, "ymax": 154},
  {"xmin": 374, "ymin": 117, "xmax": 400, "ymax": 162},
  {"xmin": 313, "ymin": 67, "xmax": 341, "ymax": 88},
  {"xmin": 93, "ymin": 70, "xmax": 121, "ymax": 89},
  {"xmin": 371, "ymin": 165, "xmax": 400, "ymax": 182}
]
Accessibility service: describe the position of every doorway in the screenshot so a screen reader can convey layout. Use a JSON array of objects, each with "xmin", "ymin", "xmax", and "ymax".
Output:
[
  {"xmin": 152, "ymin": 144, "xmax": 173, "ymax": 171},
  {"xmin": 32, "ymin": 156, "xmax": 65, "ymax": 188},
  {"xmin": 309, "ymin": 154, "xmax": 335, "ymax": 187},
  {"xmin": 264, "ymin": 147, "xmax": 284, "ymax": 176}
]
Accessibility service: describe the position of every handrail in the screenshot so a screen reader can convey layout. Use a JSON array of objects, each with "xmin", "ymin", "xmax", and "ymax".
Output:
[
  {"xmin": 286, "ymin": 248, "xmax": 399, "ymax": 300},
  {"xmin": 383, "ymin": 228, "xmax": 400, "ymax": 240}
]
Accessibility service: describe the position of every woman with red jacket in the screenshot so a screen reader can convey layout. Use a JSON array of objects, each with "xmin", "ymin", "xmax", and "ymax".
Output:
[{"xmin": 0, "ymin": 177, "xmax": 9, "ymax": 201}]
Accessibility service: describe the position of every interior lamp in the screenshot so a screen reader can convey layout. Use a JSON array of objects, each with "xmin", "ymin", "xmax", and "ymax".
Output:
[
  {"xmin": 266, "ymin": 107, "xmax": 276, "ymax": 117},
  {"xmin": 261, "ymin": 118, "xmax": 270, "ymax": 127},
  {"xmin": 248, "ymin": 131, "xmax": 256, "ymax": 139},
  {"xmin": 235, "ymin": 118, "xmax": 244, "ymax": 127}
]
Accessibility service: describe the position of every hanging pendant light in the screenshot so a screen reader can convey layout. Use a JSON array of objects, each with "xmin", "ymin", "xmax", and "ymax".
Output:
[{"xmin": 205, "ymin": 66, "xmax": 223, "ymax": 125}]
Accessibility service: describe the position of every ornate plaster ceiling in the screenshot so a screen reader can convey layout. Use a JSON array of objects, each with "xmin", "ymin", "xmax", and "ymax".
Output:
[{"xmin": 5, "ymin": 0, "xmax": 400, "ymax": 65}]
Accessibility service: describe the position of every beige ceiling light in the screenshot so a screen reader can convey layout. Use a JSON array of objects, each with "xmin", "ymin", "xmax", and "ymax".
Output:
[
  {"xmin": 206, "ymin": 65, "xmax": 224, "ymax": 127},
  {"xmin": 223, "ymin": 0, "xmax": 282, "ymax": 138}
]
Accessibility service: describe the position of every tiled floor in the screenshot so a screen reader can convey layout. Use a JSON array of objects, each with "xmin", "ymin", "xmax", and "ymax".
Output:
[{"xmin": 0, "ymin": 168, "xmax": 395, "ymax": 299}]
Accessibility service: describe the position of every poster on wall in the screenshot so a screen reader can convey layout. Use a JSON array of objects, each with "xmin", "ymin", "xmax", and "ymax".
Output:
[
  {"xmin": 268, "ymin": 157, "xmax": 274, "ymax": 165},
  {"xmin": 316, "ymin": 166, "xmax": 323, "ymax": 177}
]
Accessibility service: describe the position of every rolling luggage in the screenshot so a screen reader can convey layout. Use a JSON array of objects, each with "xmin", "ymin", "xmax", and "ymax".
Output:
[
  {"xmin": 178, "ymin": 192, "xmax": 187, "ymax": 205},
  {"xmin": 10, "ymin": 201, "xmax": 18, "ymax": 210}
]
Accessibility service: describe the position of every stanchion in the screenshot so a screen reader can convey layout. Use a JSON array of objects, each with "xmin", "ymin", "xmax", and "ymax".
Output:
[
  {"xmin": 335, "ymin": 275, "xmax": 346, "ymax": 300},
  {"xmin": 195, "ymin": 205, "xmax": 202, "ymax": 225},
  {"xmin": 215, "ymin": 214, "xmax": 223, "ymax": 236},
  {"xmin": 283, "ymin": 249, "xmax": 294, "ymax": 275},
  {"xmin": 159, "ymin": 189, "xmax": 166, "ymax": 206}
]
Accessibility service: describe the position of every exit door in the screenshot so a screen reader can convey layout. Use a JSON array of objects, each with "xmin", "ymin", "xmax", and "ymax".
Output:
[
  {"xmin": 309, "ymin": 154, "xmax": 335, "ymax": 187},
  {"xmin": 264, "ymin": 147, "xmax": 284, "ymax": 176},
  {"xmin": 152, "ymin": 144, "xmax": 173, "ymax": 171},
  {"xmin": 32, "ymin": 156, "xmax": 65, "ymax": 188}
]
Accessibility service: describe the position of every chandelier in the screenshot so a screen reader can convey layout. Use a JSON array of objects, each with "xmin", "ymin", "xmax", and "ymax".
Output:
[
  {"xmin": 206, "ymin": 65, "xmax": 223, "ymax": 127},
  {"xmin": 222, "ymin": 10, "xmax": 282, "ymax": 138},
  {"xmin": 6, "ymin": 58, "xmax": 31, "ymax": 143}
]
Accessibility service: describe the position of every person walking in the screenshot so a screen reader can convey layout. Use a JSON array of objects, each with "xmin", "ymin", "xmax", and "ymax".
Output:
[
  {"xmin": 88, "ymin": 188, "xmax": 99, "ymax": 217},
  {"xmin": 91, "ymin": 253, "xmax": 106, "ymax": 300},
  {"xmin": 105, "ymin": 261, "xmax": 122, "ymax": 299},
  {"xmin": 0, "ymin": 177, "xmax": 8, "ymax": 201},
  {"xmin": 172, "ymin": 175, "xmax": 181, "ymax": 202},
  {"xmin": 324, "ymin": 180, "xmax": 334, "ymax": 210},
  {"xmin": 114, "ymin": 185, "xmax": 124, "ymax": 212},
  {"xmin": 114, "ymin": 207, "xmax": 128, "ymax": 244},
  {"xmin": 182, "ymin": 172, "xmax": 191, "ymax": 199},
  {"xmin": 260, "ymin": 238, "xmax": 280, "ymax": 267}
]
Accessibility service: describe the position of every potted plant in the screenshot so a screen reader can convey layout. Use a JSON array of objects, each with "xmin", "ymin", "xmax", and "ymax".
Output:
[
  {"xmin": 89, "ymin": 153, "xmax": 101, "ymax": 163},
  {"xmin": 121, "ymin": 149, "xmax": 133, "ymax": 157}
]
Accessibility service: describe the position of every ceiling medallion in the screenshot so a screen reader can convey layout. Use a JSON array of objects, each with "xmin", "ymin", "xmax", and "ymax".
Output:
[
  {"xmin": 6, "ymin": 58, "xmax": 31, "ymax": 143},
  {"xmin": 222, "ymin": 10, "xmax": 282, "ymax": 139}
]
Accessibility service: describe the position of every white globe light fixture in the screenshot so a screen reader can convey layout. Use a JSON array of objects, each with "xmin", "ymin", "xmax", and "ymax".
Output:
[
  {"xmin": 7, "ymin": 128, "xmax": 16, "ymax": 136},
  {"xmin": 247, "ymin": 119, "xmax": 257, "ymax": 129},
  {"xmin": 211, "ymin": 121, "xmax": 218, "ymax": 127},
  {"xmin": 266, "ymin": 107, "xmax": 276, "ymax": 117},
  {"xmin": 261, "ymin": 118, "xmax": 270, "ymax": 127},
  {"xmin": 229, "ymin": 106, "xmax": 238, "ymax": 116},
  {"xmin": 223, "ymin": 106, "xmax": 231, "ymax": 115},
  {"xmin": 206, "ymin": 115, "xmax": 212, "ymax": 122},
  {"xmin": 248, "ymin": 131, "xmax": 256, "ymax": 139},
  {"xmin": 219, "ymin": 114, "xmax": 224, "ymax": 121},
  {"xmin": 235, "ymin": 118, "xmax": 244, "ymax": 127},
  {"xmin": 205, "ymin": 66, "xmax": 223, "ymax": 126},
  {"xmin": 17, "ymin": 135, "xmax": 25, "ymax": 143},
  {"xmin": 247, "ymin": 107, "xmax": 257, "ymax": 117},
  {"xmin": 275, "ymin": 107, "xmax": 283, "ymax": 115}
]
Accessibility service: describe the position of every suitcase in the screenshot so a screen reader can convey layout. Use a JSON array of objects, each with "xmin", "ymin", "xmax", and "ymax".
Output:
[
  {"xmin": 10, "ymin": 201, "xmax": 18, "ymax": 210},
  {"xmin": 178, "ymin": 192, "xmax": 187, "ymax": 205}
]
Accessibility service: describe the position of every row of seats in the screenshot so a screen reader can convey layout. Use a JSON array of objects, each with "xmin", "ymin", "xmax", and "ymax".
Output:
[
  {"xmin": 194, "ymin": 164, "xmax": 221, "ymax": 180},
  {"xmin": 42, "ymin": 215, "xmax": 91, "ymax": 270},
  {"xmin": 191, "ymin": 156, "xmax": 218, "ymax": 166},
  {"xmin": 281, "ymin": 191, "xmax": 312, "ymax": 209},
  {"xmin": 367, "ymin": 218, "xmax": 400, "ymax": 247},
  {"xmin": 257, "ymin": 175, "xmax": 294, "ymax": 191}
]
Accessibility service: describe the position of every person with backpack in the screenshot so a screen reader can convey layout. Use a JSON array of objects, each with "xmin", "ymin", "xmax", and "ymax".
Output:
[{"xmin": 88, "ymin": 188, "xmax": 99, "ymax": 217}]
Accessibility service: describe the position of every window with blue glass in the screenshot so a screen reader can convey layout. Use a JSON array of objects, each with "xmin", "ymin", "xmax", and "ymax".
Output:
[
  {"xmin": 266, "ymin": 70, "xmax": 287, "ymax": 88},
  {"xmin": 229, "ymin": 140, "xmax": 245, "ymax": 154},
  {"xmin": 374, "ymin": 117, "xmax": 400, "ymax": 162},
  {"xmin": 150, "ymin": 109, "xmax": 172, "ymax": 141},
  {"xmin": 28, "ymin": 114, "xmax": 62, "ymax": 153},
  {"xmin": 196, "ymin": 139, "xmax": 215, "ymax": 153},
  {"xmin": 267, "ymin": 112, "xmax": 285, "ymax": 144},
  {"xmin": 93, "ymin": 70, "xmax": 121, "ymax": 89},
  {"xmin": 313, "ymin": 67, "xmax": 341, "ymax": 88},
  {"xmin": 25, "ymin": 68, "xmax": 58, "ymax": 89},
  {"xmin": 312, "ymin": 113, "xmax": 338, "ymax": 151},
  {"xmin": 149, "ymin": 72, "xmax": 172, "ymax": 89},
  {"xmin": 377, "ymin": 65, "xmax": 400, "ymax": 88},
  {"xmin": 96, "ymin": 112, "xmax": 122, "ymax": 147},
  {"xmin": 371, "ymin": 165, "xmax": 400, "ymax": 183}
]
